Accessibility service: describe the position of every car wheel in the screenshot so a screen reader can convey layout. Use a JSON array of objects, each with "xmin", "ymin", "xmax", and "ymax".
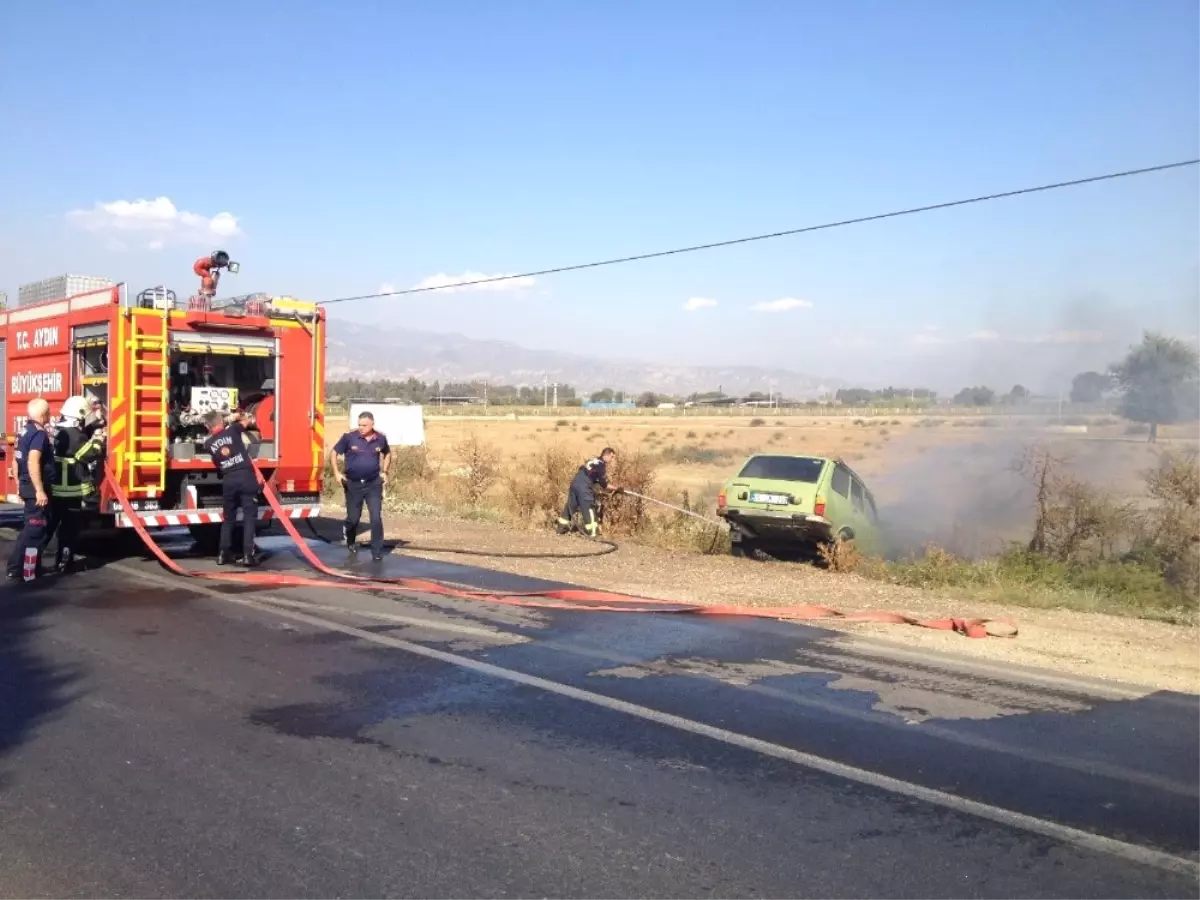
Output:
[
  {"xmin": 818, "ymin": 530, "xmax": 858, "ymax": 571},
  {"xmin": 730, "ymin": 537, "xmax": 758, "ymax": 559}
]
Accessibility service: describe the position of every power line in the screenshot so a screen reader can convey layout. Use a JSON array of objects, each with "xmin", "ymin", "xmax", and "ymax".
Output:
[{"xmin": 320, "ymin": 158, "xmax": 1200, "ymax": 307}]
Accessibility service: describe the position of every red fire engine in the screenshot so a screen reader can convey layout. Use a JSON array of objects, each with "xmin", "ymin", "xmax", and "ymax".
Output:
[{"xmin": 0, "ymin": 280, "xmax": 326, "ymax": 548}]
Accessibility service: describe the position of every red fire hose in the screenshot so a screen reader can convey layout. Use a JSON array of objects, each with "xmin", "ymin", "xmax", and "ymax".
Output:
[{"xmin": 102, "ymin": 466, "xmax": 1018, "ymax": 638}]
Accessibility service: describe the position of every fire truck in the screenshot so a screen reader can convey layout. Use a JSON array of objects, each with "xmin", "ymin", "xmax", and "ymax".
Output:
[{"xmin": 0, "ymin": 279, "xmax": 326, "ymax": 549}]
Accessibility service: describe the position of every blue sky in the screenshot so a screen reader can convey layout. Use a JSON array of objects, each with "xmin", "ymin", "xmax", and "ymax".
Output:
[{"xmin": 2, "ymin": 0, "xmax": 1197, "ymax": 391}]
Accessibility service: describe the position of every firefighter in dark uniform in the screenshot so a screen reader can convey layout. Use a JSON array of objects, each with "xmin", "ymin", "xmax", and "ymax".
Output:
[
  {"xmin": 329, "ymin": 411, "xmax": 391, "ymax": 561},
  {"xmin": 202, "ymin": 409, "xmax": 261, "ymax": 566},
  {"xmin": 557, "ymin": 447, "xmax": 620, "ymax": 537},
  {"xmin": 6, "ymin": 398, "xmax": 55, "ymax": 581},
  {"xmin": 47, "ymin": 395, "xmax": 106, "ymax": 574}
]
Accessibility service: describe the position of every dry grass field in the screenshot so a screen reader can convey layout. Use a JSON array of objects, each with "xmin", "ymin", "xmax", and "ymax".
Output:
[
  {"xmin": 325, "ymin": 411, "xmax": 1185, "ymax": 516},
  {"xmin": 315, "ymin": 411, "xmax": 1200, "ymax": 691}
]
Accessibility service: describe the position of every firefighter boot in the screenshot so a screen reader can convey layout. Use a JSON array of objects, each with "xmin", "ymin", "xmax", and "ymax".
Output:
[
  {"xmin": 555, "ymin": 516, "xmax": 571, "ymax": 535},
  {"xmin": 216, "ymin": 551, "xmax": 235, "ymax": 566},
  {"xmin": 55, "ymin": 548, "xmax": 76, "ymax": 575},
  {"xmin": 344, "ymin": 524, "xmax": 358, "ymax": 554},
  {"xmin": 583, "ymin": 509, "xmax": 600, "ymax": 538}
]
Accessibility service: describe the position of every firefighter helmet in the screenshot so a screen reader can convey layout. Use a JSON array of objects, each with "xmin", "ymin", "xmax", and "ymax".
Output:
[
  {"xmin": 60, "ymin": 395, "xmax": 88, "ymax": 421},
  {"xmin": 212, "ymin": 250, "xmax": 231, "ymax": 266}
]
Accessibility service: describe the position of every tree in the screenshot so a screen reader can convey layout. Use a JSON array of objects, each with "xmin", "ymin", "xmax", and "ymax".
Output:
[
  {"xmin": 835, "ymin": 388, "xmax": 875, "ymax": 405},
  {"xmin": 589, "ymin": 388, "xmax": 616, "ymax": 403},
  {"xmin": 1006, "ymin": 384, "xmax": 1030, "ymax": 403},
  {"xmin": 637, "ymin": 391, "xmax": 662, "ymax": 408},
  {"xmin": 953, "ymin": 386, "xmax": 995, "ymax": 406},
  {"xmin": 1070, "ymin": 370, "xmax": 1111, "ymax": 403},
  {"xmin": 1109, "ymin": 332, "xmax": 1200, "ymax": 443}
]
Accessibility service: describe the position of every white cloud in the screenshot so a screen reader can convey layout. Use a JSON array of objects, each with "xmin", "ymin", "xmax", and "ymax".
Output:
[
  {"xmin": 967, "ymin": 330, "xmax": 1002, "ymax": 342},
  {"xmin": 911, "ymin": 331, "xmax": 948, "ymax": 345},
  {"xmin": 683, "ymin": 296, "xmax": 718, "ymax": 312},
  {"xmin": 750, "ymin": 297, "xmax": 813, "ymax": 313},
  {"xmin": 1022, "ymin": 330, "xmax": 1105, "ymax": 345},
  {"xmin": 66, "ymin": 196, "xmax": 242, "ymax": 250},
  {"xmin": 378, "ymin": 283, "xmax": 397, "ymax": 295},
  {"xmin": 411, "ymin": 271, "xmax": 536, "ymax": 293},
  {"xmin": 830, "ymin": 335, "xmax": 878, "ymax": 349}
]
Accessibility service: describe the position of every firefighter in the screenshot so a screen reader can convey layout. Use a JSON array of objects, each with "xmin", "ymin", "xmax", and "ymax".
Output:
[
  {"xmin": 81, "ymin": 398, "xmax": 107, "ymax": 502},
  {"xmin": 193, "ymin": 250, "xmax": 232, "ymax": 300},
  {"xmin": 329, "ymin": 411, "xmax": 391, "ymax": 561},
  {"xmin": 202, "ymin": 409, "xmax": 261, "ymax": 567},
  {"xmin": 5, "ymin": 398, "xmax": 54, "ymax": 582},
  {"xmin": 556, "ymin": 447, "xmax": 621, "ymax": 538},
  {"xmin": 46, "ymin": 396, "xmax": 106, "ymax": 574}
]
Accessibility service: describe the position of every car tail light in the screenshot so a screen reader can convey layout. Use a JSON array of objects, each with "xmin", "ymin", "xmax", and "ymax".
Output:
[
  {"xmin": 814, "ymin": 495, "xmax": 826, "ymax": 517},
  {"xmin": 717, "ymin": 489, "xmax": 727, "ymax": 509}
]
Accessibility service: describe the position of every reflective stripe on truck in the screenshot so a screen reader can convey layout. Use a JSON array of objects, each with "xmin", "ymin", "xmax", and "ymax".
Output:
[{"xmin": 114, "ymin": 505, "xmax": 321, "ymax": 527}]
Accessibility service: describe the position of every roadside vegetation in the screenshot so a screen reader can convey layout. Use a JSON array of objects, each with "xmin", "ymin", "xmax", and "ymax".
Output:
[
  {"xmin": 320, "ymin": 433, "xmax": 1198, "ymax": 623},
  {"xmin": 864, "ymin": 446, "xmax": 1199, "ymax": 623},
  {"xmin": 318, "ymin": 334, "xmax": 1199, "ymax": 624}
]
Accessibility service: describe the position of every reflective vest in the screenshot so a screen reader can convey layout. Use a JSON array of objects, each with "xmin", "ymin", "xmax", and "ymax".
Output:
[{"xmin": 52, "ymin": 425, "xmax": 104, "ymax": 498}]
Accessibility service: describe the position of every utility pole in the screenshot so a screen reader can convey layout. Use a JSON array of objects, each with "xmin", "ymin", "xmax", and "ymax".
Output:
[
  {"xmin": 544, "ymin": 376, "xmax": 548, "ymax": 408},
  {"xmin": 552, "ymin": 382, "xmax": 558, "ymax": 409}
]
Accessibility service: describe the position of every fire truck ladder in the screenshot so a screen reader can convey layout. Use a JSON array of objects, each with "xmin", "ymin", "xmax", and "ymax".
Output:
[{"xmin": 126, "ymin": 310, "xmax": 169, "ymax": 495}]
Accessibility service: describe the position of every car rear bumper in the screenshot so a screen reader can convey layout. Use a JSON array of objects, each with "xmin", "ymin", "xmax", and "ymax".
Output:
[{"xmin": 718, "ymin": 508, "xmax": 833, "ymax": 542}]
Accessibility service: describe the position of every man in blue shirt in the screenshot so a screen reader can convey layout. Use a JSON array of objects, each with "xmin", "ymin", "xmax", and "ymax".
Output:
[
  {"xmin": 329, "ymin": 411, "xmax": 391, "ymax": 560},
  {"xmin": 7, "ymin": 398, "xmax": 55, "ymax": 581}
]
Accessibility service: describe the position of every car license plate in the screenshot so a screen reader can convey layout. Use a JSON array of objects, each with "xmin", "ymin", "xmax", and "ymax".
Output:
[{"xmin": 750, "ymin": 492, "xmax": 789, "ymax": 505}]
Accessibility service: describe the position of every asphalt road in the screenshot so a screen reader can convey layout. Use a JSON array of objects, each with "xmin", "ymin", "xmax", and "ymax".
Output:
[{"xmin": 0, "ymin": 525, "xmax": 1197, "ymax": 898}]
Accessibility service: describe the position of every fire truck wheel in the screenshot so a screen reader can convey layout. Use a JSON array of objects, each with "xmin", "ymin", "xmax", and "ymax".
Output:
[{"xmin": 188, "ymin": 523, "xmax": 223, "ymax": 555}]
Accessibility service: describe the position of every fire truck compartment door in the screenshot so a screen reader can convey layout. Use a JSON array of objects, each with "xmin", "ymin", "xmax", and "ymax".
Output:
[{"xmin": 169, "ymin": 332, "xmax": 275, "ymax": 356}]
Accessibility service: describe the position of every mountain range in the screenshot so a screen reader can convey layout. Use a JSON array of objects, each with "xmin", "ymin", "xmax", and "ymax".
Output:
[{"xmin": 324, "ymin": 320, "xmax": 844, "ymax": 398}]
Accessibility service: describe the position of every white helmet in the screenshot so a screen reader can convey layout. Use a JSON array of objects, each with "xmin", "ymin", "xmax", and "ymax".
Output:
[{"xmin": 60, "ymin": 395, "xmax": 88, "ymax": 421}]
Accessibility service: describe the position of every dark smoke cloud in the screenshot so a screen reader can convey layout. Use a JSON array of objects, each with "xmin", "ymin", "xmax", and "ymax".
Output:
[
  {"xmin": 869, "ymin": 422, "xmax": 1159, "ymax": 561},
  {"xmin": 871, "ymin": 427, "xmax": 1037, "ymax": 560}
]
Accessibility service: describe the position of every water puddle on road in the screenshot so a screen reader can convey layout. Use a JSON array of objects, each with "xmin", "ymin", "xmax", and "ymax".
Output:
[{"xmin": 590, "ymin": 654, "xmax": 1091, "ymax": 723}]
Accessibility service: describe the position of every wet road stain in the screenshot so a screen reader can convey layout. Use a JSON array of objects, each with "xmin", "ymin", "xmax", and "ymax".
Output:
[
  {"xmin": 245, "ymin": 663, "xmax": 640, "ymax": 808},
  {"xmin": 590, "ymin": 653, "xmax": 1092, "ymax": 723},
  {"xmin": 293, "ymin": 630, "xmax": 359, "ymax": 646},
  {"xmin": 76, "ymin": 587, "xmax": 195, "ymax": 609},
  {"xmin": 246, "ymin": 664, "xmax": 513, "ymax": 747}
]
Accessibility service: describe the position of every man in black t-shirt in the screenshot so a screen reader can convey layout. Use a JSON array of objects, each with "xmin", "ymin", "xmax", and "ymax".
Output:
[{"xmin": 202, "ymin": 410, "xmax": 260, "ymax": 566}]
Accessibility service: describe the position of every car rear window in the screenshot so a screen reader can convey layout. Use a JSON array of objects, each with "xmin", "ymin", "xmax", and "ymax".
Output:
[{"xmin": 738, "ymin": 456, "xmax": 826, "ymax": 482}]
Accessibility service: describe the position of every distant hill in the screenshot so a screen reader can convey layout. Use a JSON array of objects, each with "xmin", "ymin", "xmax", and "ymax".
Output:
[{"xmin": 325, "ymin": 320, "xmax": 844, "ymax": 398}]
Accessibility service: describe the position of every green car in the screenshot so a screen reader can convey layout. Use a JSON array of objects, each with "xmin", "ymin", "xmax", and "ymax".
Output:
[{"xmin": 716, "ymin": 454, "xmax": 881, "ymax": 560}]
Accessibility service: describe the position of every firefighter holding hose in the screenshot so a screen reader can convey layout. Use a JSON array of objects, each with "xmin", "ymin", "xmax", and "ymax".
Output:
[
  {"xmin": 556, "ymin": 447, "xmax": 622, "ymax": 538},
  {"xmin": 46, "ymin": 396, "xmax": 106, "ymax": 574}
]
